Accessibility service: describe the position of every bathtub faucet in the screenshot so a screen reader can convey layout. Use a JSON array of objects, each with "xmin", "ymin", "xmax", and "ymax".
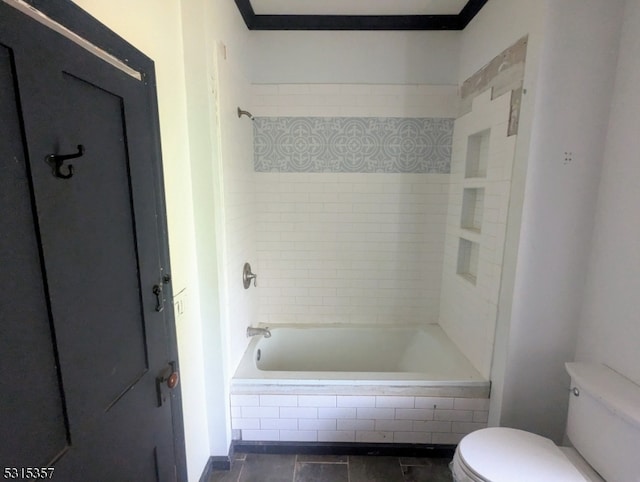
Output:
[{"xmin": 246, "ymin": 326, "xmax": 271, "ymax": 338}]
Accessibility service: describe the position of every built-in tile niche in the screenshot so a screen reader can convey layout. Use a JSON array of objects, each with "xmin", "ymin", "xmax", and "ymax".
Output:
[
  {"xmin": 465, "ymin": 129, "xmax": 490, "ymax": 178},
  {"xmin": 439, "ymin": 47, "xmax": 524, "ymax": 378},
  {"xmin": 457, "ymin": 238, "xmax": 479, "ymax": 285},
  {"xmin": 458, "ymin": 129, "xmax": 489, "ymax": 284},
  {"xmin": 461, "ymin": 188, "xmax": 485, "ymax": 232}
]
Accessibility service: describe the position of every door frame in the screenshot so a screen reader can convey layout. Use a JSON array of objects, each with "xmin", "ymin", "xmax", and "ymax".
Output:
[{"xmin": 15, "ymin": 0, "xmax": 187, "ymax": 478}]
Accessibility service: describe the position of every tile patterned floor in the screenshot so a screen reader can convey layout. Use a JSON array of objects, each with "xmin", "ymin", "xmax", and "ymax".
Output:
[{"xmin": 209, "ymin": 453, "xmax": 453, "ymax": 482}]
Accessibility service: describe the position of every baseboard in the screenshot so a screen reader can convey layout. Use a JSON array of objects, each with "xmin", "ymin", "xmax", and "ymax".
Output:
[
  {"xmin": 232, "ymin": 441, "xmax": 456, "ymax": 458},
  {"xmin": 198, "ymin": 445, "xmax": 235, "ymax": 481}
]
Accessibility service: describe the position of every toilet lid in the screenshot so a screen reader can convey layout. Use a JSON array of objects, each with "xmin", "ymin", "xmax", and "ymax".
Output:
[{"xmin": 458, "ymin": 428, "xmax": 588, "ymax": 482}]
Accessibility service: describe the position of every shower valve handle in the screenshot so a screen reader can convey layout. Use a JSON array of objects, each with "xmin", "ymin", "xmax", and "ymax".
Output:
[{"xmin": 243, "ymin": 262, "xmax": 257, "ymax": 289}]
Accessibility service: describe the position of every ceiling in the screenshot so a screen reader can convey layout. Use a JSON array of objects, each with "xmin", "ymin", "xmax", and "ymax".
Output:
[{"xmin": 234, "ymin": 0, "xmax": 489, "ymax": 30}]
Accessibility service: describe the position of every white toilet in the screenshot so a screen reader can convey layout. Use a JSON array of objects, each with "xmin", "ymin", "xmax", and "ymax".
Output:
[{"xmin": 451, "ymin": 362, "xmax": 640, "ymax": 481}]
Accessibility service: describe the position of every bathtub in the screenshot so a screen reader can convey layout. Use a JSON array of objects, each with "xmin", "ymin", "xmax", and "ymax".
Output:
[
  {"xmin": 231, "ymin": 324, "xmax": 491, "ymax": 445},
  {"xmin": 234, "ymin": 324, "xmax": 486, "ymax": 386}
]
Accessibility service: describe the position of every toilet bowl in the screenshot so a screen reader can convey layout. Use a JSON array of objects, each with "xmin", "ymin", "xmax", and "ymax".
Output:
[
  {"xmin": 450, "ymin": 427, "xmax": 603, "ymax": 482},
  {"xmin": 450, "ymin": 363, "xmax": 640, "ymax": 482}
]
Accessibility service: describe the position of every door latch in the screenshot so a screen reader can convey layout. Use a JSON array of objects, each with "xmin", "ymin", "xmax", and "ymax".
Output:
[{"xmin": 152, "ymin": 273, "xmax": 171, "ymax": 312}]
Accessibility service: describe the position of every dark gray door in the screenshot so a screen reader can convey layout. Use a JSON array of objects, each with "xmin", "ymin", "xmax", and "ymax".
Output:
[{"xmin": 1, "ymin": 4, "xmax": 181, "ymax": 481}]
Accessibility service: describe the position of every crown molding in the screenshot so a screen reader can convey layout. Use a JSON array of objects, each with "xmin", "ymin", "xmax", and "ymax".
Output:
[{"xmin": 234, "ymin": 0, "xmax": 488, "ymax": 30}]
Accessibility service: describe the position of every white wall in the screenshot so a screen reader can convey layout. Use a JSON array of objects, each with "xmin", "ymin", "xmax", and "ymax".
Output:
[
  {"xmin": 498, "ymin": 0, "xmax": 624, "ymax": 442},
  {"xmin": 457, "ymin": 0, "xmax": 632, "ymax": 442},
  {"xmin": 184, "ymin": 0, "xmax": 256, "ymax": 457},
  {"xmin": 179, "ymin": 0, "xmax": 233, "ymax": 459},
  {"xmin": 250, "ymin": 31, "xmax": 460, "ymax": 85},
  {"xmin": 575, "ymin": 0, "xmax": 640, "ymax": 386}
]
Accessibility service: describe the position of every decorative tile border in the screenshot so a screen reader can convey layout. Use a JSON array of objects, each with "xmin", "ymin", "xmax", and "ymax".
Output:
[{"xmin": 254, "ymin": 117, "xmax": 454, "ymax": 173}]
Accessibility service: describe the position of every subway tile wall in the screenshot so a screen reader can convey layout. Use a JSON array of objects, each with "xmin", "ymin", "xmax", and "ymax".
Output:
[
  {"xmin": 230, "ymin": 393, "xmax": 489, "ymax": 444},
  {"xmin": 255, "ymin": 173, "xmax": 449, "ymax": 325},
  {"xmin": 251, "ymin": 84, "xmax": 459, "ymax": 119},
  {"xmin": 252, "ymin": 84, "xmax": 456, "ymax": 326}
]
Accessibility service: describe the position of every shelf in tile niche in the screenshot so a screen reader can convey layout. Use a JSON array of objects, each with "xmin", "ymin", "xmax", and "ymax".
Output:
[
  {"xmin": 457, "ymin": 238, "xmax": 479, "ymax": 285},
  {"xmin": 465, "ymin": 129, "xmax": 490, "ymax": 179},
  {"xmin": 461, "ymin": 187, "xmax": 485, "ymax": 233}
]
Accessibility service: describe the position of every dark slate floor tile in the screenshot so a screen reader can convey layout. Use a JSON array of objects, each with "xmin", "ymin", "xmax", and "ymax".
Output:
[
  {"xmin": 402, "ymin": 463, "xmax": 453, "ymax": 482},
  {"xmin": 238, "ymin": 454, "xmax": 296, "ymax": 482},
  {"xmin": 399, "ymin": 457, "xmax": 452, "ymax": 468},
  {"xmin": 296, "ymin": 454, "xmax": 348, "ymax": 463},
  {"xmin": 348, "ymin": 456, "xmax": 404, "ymax": 482},
  {"xmin": 295, "ymin": 462, "xmax": 349, "ymax": 482},
  {"xmin": 209, "ymin": 461, "xmax": 243, "ymax": 482}
]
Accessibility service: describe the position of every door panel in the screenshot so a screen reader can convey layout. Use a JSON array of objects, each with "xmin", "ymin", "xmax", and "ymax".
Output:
[
  {"xmin": 45, "ymin": 72, "xmax": 150, "ymax": 420},
  {"xmin": 0, "ymin": 4, "xmax": 179, "ymax": 481},
  {"xmin": 0, "ymin": 42, "xmax": 70, "ymax": 469}
]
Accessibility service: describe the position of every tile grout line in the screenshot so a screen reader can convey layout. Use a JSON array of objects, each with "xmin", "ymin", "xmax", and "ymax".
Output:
[
  {"xmin": 292, "ymin": 454, "xmax": 298, "ymax": 482},
  {"xmin": 396, "ymin": 457, "xmax": 405, "ymax": 480},
  {"xmin": 235, "ymin": 458, "xmax": 244, "ymax": 482},
  {"xmin": 299, "ymin": 461, "xmax": 347, "ymax": 464}
]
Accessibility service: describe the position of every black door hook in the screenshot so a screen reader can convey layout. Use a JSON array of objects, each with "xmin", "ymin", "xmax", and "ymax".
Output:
[{"xmin": 47, "ymin": 144, "xmax": 85, "ymax": 179}]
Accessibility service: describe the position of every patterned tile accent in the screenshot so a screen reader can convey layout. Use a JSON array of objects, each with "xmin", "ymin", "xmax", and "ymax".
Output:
[{"xmin": 254, "ymin": 117, "xmax": 454, "ymax": 173}]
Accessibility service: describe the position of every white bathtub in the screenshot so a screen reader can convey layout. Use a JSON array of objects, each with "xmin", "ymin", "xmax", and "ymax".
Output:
[
  {"xmin": 231, "ymin": 324, "xmax": 490, "ymax": 445},
  {"xmin": 233, "ymin": 324, "xmax": 487, "ymax": 387}
]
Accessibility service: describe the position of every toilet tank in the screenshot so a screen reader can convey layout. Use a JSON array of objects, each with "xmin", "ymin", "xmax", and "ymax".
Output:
[{"xmin": 565, "ymin": 363, "xmax": 640, "ymax": 482}]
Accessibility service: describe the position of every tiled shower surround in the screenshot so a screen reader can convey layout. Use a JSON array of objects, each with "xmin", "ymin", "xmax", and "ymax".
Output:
[
  {"xmin": 244, "ymin": 84, "xmax": 496, "ymax": 446},
  {"xmin": 231, "ymin": 393, "xmax": 489, "ymax": 445},
  {"xmin": 252, "ymin": 84, "xmax": 457, "ymax": 326}
]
